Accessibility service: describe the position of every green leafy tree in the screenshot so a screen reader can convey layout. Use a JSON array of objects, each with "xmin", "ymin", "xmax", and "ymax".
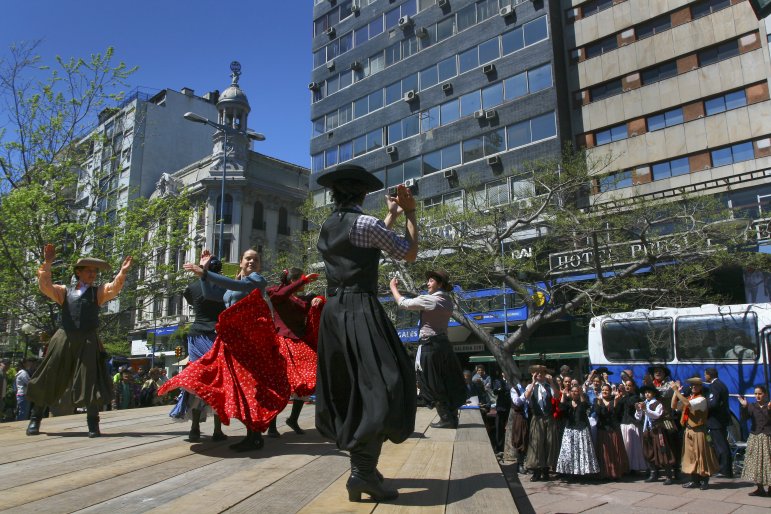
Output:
[
  {"xmin": 0, "ymin": 42, "xmax": 193, "ymax": 355},
  {"xmin": 301, "ymin": 147, "xmax": 767, "ymax": 382}
]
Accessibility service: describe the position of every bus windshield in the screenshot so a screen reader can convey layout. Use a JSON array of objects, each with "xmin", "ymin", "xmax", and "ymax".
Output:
[
  {"xmin": 600, "ymin": 318, "xmax": 673, "ymax": 362},
  {"xmin": 676, "ymin": 313, "xmax": 758, "ymax": 360}
]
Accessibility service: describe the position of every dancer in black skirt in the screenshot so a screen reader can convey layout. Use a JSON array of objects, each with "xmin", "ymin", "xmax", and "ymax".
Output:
[
  {"xmin": 27, "ymin": 244, "xmax": 132, "ymax": 437},
  {"xmin": 315, "ymin": 164, "xmax": 418, "ymax": 502},
  {"xmin": 390, "ymin": 269, "xmax": 465, "ymax": 429}
]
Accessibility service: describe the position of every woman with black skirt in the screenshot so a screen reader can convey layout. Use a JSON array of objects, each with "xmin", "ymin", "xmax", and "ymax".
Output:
[{"xmin": 315, "ymin": 164, "xmax": 418, "ymax": 503}]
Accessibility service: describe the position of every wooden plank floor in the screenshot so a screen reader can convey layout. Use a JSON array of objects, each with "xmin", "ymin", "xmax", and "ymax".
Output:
[{"xmin": 0, "ymin": 405, "xmax": 517, "ymax": 513}]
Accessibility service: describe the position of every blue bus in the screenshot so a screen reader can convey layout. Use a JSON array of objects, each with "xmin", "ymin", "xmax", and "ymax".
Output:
[
  {"xmin": 389, "ymin": 286, "xmax": 528, "ymax": 343},
  {"xmin": 588, "ymin": 303, "xmax": 771, "ymax": 440}
]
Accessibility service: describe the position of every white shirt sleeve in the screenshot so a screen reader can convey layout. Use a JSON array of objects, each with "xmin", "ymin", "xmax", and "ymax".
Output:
[
  {"xmin": 645, "ymin": 401, "xmax": 663, "ymax": 420},
  {"xmin": 511, "ymin": 386, "xmax": 525, "ymax": 406},
  {"xmin": 398, "ymin": 295, "xmax": 435, "ymax": 311},
  {"xmin": 689, "ymin": 396, "xmax": 707, "ymax": 412}
]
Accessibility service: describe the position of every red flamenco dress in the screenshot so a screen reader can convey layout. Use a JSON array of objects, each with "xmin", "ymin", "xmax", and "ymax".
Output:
[
  {"xmin": 158, "ymin": 288, "xmax": 289, "ymax": 433},
  {"xmin": 267, "ymin": 276, "xmax": 326, "ymax": 398}
]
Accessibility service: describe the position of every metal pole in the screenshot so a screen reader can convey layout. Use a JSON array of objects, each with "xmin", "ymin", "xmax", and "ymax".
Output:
[
  {"xmin": 502, "ymin": 239, "xmax": 508, "ymax": 338},
  {"xmin": 218, "ymin": 129, "xmax": 227, "ymax": 260}
]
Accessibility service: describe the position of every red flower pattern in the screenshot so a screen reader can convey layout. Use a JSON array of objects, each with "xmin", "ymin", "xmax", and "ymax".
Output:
[{"xmin": 158, "ymin": 289, "xmax": 290, "ymax": 432}]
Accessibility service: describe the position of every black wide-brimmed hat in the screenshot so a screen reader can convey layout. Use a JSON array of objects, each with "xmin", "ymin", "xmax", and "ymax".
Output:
[
  {"xmin": 647, "ymin": 365, "xmax": 672, "ymax": 377},
  {"xmin": 593, "ymin": 366, "xmax": 613, "ymax": 375},
  {"xmin": 316, "ymin": 164, "xmax": 383, "ymax": 193},
  {"xmin": 426, "ymin": 269, "xmax": 452, "ymax": 291},
  {"xmin": 73, "ymin": 257, "xmax": 110, "ymax": 271},
  {"xmin": 639, "ymin": 385, "xmax": 660, "ymax": 396}
]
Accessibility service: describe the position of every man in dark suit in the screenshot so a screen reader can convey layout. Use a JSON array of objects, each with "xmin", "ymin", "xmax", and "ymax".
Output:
[{"xmin": 704, "ymin": 367, "xmax": 732, "ymax": 477}]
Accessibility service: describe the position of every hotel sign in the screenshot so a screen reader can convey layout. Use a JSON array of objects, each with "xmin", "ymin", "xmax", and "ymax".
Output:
[{"xmin": 548, "ymin": 235, "xmax": 709, "ymax": 275}]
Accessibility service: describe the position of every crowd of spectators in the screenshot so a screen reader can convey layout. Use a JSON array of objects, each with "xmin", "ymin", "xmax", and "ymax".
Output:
[
  {"xmin": 460, "ymin": 362, "xmax": 769, "ymax": 495},
  {"xmin": 1, "ymin": 360, "xmax": 177, "ymax": 421}
]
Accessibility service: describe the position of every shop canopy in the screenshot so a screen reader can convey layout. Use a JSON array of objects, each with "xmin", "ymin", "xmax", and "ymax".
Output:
[{"xmin": 469, "ymin": 350, "xmax": 589, "ymax": 363}]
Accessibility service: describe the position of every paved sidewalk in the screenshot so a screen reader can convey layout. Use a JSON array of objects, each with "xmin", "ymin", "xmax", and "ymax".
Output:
[{"xmin": 501, "ymin": 464, "xmax": 771, "ymax": 514}]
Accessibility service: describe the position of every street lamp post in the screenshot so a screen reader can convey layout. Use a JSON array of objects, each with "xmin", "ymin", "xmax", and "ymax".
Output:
[
  {"xmin": 182, "ymin": 112, "xmax": 265, "ymax": 260},
  {"xmin": 20, "ymin": 323, "xmax": 36, "ymax": 360}
]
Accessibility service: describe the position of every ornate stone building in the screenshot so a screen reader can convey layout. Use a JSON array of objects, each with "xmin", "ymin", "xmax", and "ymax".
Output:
[{"xmin": 133, "ymin": 68, "xmax": 309, "ymax": 351}]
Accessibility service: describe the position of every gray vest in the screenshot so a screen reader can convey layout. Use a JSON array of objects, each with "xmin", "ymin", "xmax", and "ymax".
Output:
[{"xmin": 62, "ymin": 285, "xmax": 100, "ymax": 331}]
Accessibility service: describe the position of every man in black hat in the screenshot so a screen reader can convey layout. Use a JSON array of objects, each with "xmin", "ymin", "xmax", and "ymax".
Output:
[
  {"xmin": 390, "ymin": 269, "xmax": 465, "ymax": 429},
  {"xmin": 314, "ymin": 164, "xmax": 418, "ymax": 502},
  {"xmin": 704, "ymin": 367, "xmax": 732, "ymax": 477},
  {"xmin": 27, "ymin": 244, "xmax": 132, "ymax": 438}
]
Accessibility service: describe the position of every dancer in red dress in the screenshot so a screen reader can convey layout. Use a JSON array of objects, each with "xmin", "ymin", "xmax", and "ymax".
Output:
[
  {"xmin": 266, "ymin": 268, "xmax": 325, "ymax": 437},
  {"xmin": 158, "ymin": 249, "xmax": 290, "ymax": 452}
]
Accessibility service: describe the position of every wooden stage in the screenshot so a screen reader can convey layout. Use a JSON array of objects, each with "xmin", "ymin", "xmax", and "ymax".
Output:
[{"xmin": 0, "ymin": 405, "xmax": 516, "ymax": 513}]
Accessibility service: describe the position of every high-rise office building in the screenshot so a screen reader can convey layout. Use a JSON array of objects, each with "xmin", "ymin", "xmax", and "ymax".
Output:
[
  {"xmin": 309, "ymin": 0, "xmax": 580, "ymax": 353},
  {"xmin": 566, "ymin": 0, "xmax": 771, "ymax": 221},
  {"xmin": 310, "ymin": 0, "xmax": 570, "ymax": 212}
]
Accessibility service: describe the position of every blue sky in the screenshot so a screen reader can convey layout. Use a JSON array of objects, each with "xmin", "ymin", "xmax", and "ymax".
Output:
[{"xmin": 2, "ymin": 1, "xmax": 314, "ymax": 167}]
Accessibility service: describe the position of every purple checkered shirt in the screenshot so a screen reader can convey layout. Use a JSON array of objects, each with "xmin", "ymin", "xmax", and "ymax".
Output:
[{"xmin": 348, "ymin": 207, "xmax": 410, "ymax": 260}]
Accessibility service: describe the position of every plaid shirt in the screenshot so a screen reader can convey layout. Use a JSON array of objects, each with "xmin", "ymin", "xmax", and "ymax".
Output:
[{"xmin": 348, "ymin": 207, "xmax": 410, "ymax": 260}]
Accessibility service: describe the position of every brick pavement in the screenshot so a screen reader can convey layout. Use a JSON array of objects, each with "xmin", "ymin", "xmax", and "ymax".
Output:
[{"xmin": 500, "ymin": 464, "xmax": 771, "ymax": 514}]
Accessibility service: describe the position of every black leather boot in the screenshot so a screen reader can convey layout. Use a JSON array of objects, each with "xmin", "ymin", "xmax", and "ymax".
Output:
[
  {"xmin": 644, "ymin": 469, "xmax": 658, "ymax": 483},
  {"xmin": 699, "ymin": 476, "xmax": 709, "ymax": 490},
  {"xmin": 85, "ymin": 405, "xmax": 101, "ymax": 438},
  {"xmin": 211, "ymin": 415, "xmax": 227, "ymax": 441},
  {"xmin": 430, "ymin": 403, "xmax": 455, "ymax": 429},
  {"xmin": 682, "ymin": 473, "xmax": 700, "ymax": 488},
  {"xmin": 26, "ymin": 406, "xmax": 43, "ymax": 436},
  {"xmin": 286, "ymin": 400, "xmax": 305, "ymax": 434},
  {"xmin": 267, "ymin": 417, "xmax": 281, "ymax": 438},
  {"xmin": 229, "ymin": 429, "xmax": 264, "ymax": 452},
  {"xmin": 346, "ymin": 439, "xmax": 397, "ymax": 502},
  {"xmin": 86, "ymin": 415, "xmax": 101, "ymax": 438},
  {"xmin": 663, "ymin": 467, "xmax": 673, "ymax": 485}
]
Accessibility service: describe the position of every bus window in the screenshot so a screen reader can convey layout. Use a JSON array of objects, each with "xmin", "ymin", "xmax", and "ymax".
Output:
[
  {"xmin": 600, "ymin": 318, "xmax": 673, "ymax": 362},
  {"xmin": 676, "ymin": 313, "xmax": 758, "ymax": 360}
]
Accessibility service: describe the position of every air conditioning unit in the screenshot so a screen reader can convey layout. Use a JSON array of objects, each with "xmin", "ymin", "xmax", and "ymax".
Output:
[
  {"xmin": 351, "ymin": 0, "xmax": 360, "ymax": 13},
  {"xmin": 499, "ymin": 5, "xmax": 514, "ymax": 17},
  {"xmin": 487, "ymin": 155, "xmax": 500, "ymax": 166},
  {"xmin": 441, "ymin": 82, "xmax": 453, "ymax": 92},
  {"xmin": 325, "ymin": 27, "xmax": 336, "ymax": 38},
  {"xmin": 350, "ymin": 60, "xmax": 362, "ymax": 70},
  {"xmin": 386, "ymin": 145, "xmax": 397, "ymax": 155},
  {"xmin": 308, "ymin": 82, "xmax": 320, "ymax": 91},
  {"xmin": 416, "ymin": 27, "xmax": 428, "ymax": 38},
  {"xmin": 443, "ymin": 168, "xmax": 458, "ymax": 180},
  {"xmin": 483, "ymin": 63, "xmax": 496, "ymax": 75},
  {"xmin": 326, "ymin": 59, "xmax": 336, "ymax": 70},
  {"xmin": 437, "ymin": 0, "xmax": 449, "ymax": 7},
  {"xmin": 398, "ymin": 15, "xmax": 413, "ymax": 28},
  {"xmin": 485, "ymin": 109, "xmax": 497, "ymax": 119},
  {"xmin": 403, "ymin": 178, "xmax": 415, "ymax": 188},
  {"xmin": 474, "ymin": 109, "xmax": 485, "ymax": 119},
  {"xmin": 403, "ymin": 90, "xmax": 417, "ymax": 102}
]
